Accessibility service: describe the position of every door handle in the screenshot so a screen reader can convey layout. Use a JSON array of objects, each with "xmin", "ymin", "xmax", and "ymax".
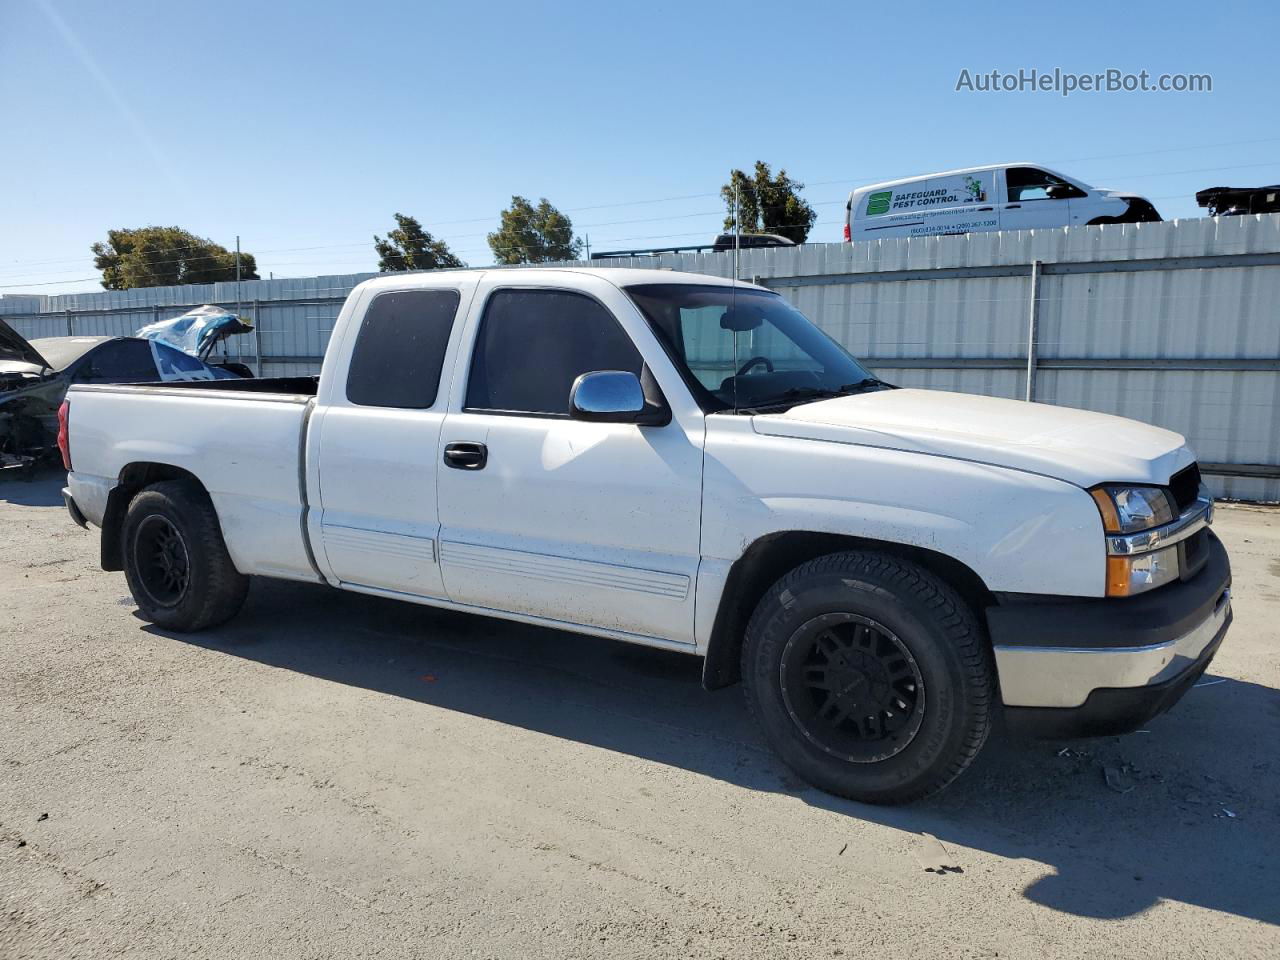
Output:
[
  {"xmin": 976, "ymin": 206, "xmax": 994, "ymax": 211},
  {"xmin": 1005, "ymin": 203, "xmax": 1021, "ymax": 209},
  {"xmin": 443, "ymin": 441, "xmax": 488, "ymax": 470}
]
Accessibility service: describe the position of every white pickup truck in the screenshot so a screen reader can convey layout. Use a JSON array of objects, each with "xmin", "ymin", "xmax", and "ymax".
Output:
[{"xmin": 59, "ymin": 268, "xmax": 1232, "ymax": 803}]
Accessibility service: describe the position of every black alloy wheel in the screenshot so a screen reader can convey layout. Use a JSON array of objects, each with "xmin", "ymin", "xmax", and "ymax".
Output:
[
  {"xmin": 133, "ymin": 514, "xmax": 191, "ymax": 607},
  {"xmin": 780, "ymin": 613, "xmax": 925, "ymax": 763}
]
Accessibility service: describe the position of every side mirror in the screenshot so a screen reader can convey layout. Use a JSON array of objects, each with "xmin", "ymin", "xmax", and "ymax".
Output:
[{"xmin": 569, "ymin": 371, "xmax": 668, "ymax": 425}]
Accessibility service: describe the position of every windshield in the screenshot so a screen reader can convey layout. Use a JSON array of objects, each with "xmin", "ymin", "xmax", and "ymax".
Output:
[{"xmin": 625, "ymin": 283, "xmax": 886, "ymax": 412}]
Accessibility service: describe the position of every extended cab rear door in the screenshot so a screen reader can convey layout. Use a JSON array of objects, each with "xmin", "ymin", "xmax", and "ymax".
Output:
[
  {"xmin": 434, "ymin": 272, "xmax": 705, "ymax": 646},
  {"xmin": 310, "ymin": 275, "xmax": 479, "ymax": 597}
]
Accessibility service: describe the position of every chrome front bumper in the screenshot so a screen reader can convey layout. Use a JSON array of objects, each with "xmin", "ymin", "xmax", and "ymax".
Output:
[
  {"xmin": 995, "ymin": 586, "xmax": 1231, "ymax": 709},
  {"xmin": 987, "ymin": 531, "xmax": 1232, "ymax": 735}
]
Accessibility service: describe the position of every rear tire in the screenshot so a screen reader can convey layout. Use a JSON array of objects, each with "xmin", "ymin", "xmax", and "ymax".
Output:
[
  {"xmin": 741, "ymin": 551, "xmax": 993, "ymax": 804},
  {"xmin": 121, "ymin": 480, "xmax": 248, "ymax": 631}
]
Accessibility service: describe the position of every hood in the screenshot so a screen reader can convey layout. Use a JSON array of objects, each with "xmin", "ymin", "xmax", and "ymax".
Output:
[
  {"xmin": 1097, "ymin": 190, "xmax": 1158, "ymax": 205},
  {"xmin": 752, "ymin": 389, "xmax": 1192, "ymax": 488},
  {"xmin": 0, "ymin": 317, "xmax": 51, "ymax": 370}
]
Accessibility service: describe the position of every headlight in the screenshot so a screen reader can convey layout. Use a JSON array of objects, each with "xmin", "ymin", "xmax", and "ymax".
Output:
[
  {"xmin": 1106, "ymin": 544, "xmax": 1180, "ymax": 597},
  {"xmin": 1089, "ymin": 485, "xmax": 1175, "ymax": 534},
  {"xmin": 1089, "ymin": 484, "xmax": 1181, "ymax": 597}
]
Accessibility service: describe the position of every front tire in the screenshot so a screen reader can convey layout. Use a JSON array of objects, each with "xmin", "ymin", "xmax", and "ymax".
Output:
[
  {"xmin": 121, "ymin": 480, "xmax": 249, "ymax": 631},
  {"xmin": 741, "ymin": 551, "xmax": 993, "ymax": 804}
]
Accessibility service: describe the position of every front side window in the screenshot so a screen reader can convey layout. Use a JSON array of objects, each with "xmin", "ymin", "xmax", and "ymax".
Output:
[
  {"xmin": 465, "ymin": 289, "xmax": 642, "ymax": 415},
  {"xmin": 626, "ymin": 284, "xmax": 883, "ymax": 412},
  {"xmin": 1005, "ymin": 167, "xmax": 1086, "ymax": 202},
  {"xmin": 346, "ymin": 289, "xmax": 461, "ymax": 408}
]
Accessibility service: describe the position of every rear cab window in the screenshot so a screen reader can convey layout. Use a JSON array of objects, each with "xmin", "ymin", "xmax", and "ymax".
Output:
[{"xmin": 346, "ymin": 289, "xmax": 461, "ymax": 408}]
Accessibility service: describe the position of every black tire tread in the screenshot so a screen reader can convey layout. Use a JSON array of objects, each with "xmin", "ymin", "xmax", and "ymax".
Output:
[
  {"xmin": 123, "ymin": 480, "xmax": 248, "ymax": 632},
  {"xmin": 741, "ymin": 550, "xmax": 993, "ymax": 804}
]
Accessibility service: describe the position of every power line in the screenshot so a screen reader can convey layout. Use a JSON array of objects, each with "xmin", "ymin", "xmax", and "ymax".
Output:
[
  {"xmin": 1, "ymin": 153, "xmax": 1275, "ymax": 289},
  {"xmin": 4, "ymin": 137, "xmax": 1278, "ymax": 273}
]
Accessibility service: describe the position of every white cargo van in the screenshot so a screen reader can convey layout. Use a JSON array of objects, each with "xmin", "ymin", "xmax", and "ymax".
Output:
[{"xmin": 844, "ymin": 164, "xmax": 1161, "ymax": 241}]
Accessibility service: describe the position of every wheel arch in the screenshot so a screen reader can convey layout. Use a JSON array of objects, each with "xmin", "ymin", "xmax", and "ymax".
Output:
[
  {"xmin": 702, "ymin": 531, "xmax": 994, "ymax": 690},
  {"xmin": 100, "ymin": 462, "xmax": 207, "ymax": 571}
]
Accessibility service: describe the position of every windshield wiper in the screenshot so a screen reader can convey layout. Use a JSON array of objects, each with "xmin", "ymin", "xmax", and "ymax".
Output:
[
  {"xmin": 743, "ymin": 386, "xmax": 842, "ymax": 411},
  {"xmin": 740, "ymin": 378, "xmax": 889, "ymax": 413},
  {"xmin": 837, "ymin": 377, "xmax": 888, "ymax": 393}
]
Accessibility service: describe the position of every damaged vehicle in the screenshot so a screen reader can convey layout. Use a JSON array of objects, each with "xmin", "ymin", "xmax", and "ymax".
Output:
[
  {"xmin": 1196, "ymin": 183, "xmax": 1280, "ymax": 217},
  {"xmin": 135, "ymin": 305, "xmax": 256, "ymax": 379},
  {"xmin": 845, "ymin": 163, "xmax": 1163, "ymax": 241},
  {"xmin": 1, "ymin": 315, "xmax": 243, "ymax": 474}
]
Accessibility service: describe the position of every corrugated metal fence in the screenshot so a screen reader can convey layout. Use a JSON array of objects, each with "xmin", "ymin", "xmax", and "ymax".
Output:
[{"xmin": 5, "ymin": 215, "xmax": 1278, "ymax": 500}]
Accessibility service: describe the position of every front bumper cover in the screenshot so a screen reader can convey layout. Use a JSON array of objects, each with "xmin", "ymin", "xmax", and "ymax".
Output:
[{"xmin": 989, "ymin": 533, "xmax": 1232, "ymax": 737}]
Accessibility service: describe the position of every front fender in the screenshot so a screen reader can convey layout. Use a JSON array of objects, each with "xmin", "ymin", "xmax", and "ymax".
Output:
[{"xmin": 702, "ymin": 427, "xmax": 1105, "ymax": 597}]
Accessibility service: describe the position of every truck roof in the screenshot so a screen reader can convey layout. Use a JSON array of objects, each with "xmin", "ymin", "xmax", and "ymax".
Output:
[
  {"xmin": 355, "ymin": 267, "xmax": 764, "ymax": 295},
  {"xmin": 848, "ymin": 162, "xmax": 1049, "ymax": 197}
]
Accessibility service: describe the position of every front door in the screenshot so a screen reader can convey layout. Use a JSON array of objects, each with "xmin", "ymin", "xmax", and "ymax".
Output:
[
  {"xmin": 1000, "ymin": 166, "xmax": 1084, "ymax": 230},
  {"xmin": 313, "ymin": 280, "xmax": 474, "ymax": 597},
  {"xmin": 436, "ymin": 276, "xmax": 704, "ymax": 645},
  {"xmin": 993, "ymin": 165, "xmax": 1085, "ymax": 231}
]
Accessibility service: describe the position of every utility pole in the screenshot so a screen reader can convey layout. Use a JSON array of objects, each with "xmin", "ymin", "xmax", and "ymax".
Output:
[
  {"xmin": 1024, "ymin": 260, "xmax": 1042, "ymax": 402},
  {"xmin": 235, "ymin": 235, "xmax": 242, "ymax": 318},
  {"xmin": 733, "ymin": 184, "xmax": 741, "ymax": 280},
  {"xmin": 584, "ymin": 234, "xmax": 590, "ymax": 261}
]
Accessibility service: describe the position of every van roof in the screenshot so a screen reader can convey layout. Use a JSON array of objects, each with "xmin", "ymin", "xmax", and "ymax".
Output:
[{"xmin": 848, "ymin": 162, "xmax": 1051, "ymax": 197}]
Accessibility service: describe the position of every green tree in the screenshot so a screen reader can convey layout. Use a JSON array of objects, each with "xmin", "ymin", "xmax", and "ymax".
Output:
[
  {"xmin": 720, "ymin": 162, "xmax": 817, "ymax": 244},
  {"xmin": 487, "ymin": 196, "xmax": 582, "ymax": 264},
  {"xmin": 90, "ymin": 226, "xmax": 258, "ymax": 290},
  {"xmin": 373, "ymin": 213, "xmax": 465, "ymax": 272}
]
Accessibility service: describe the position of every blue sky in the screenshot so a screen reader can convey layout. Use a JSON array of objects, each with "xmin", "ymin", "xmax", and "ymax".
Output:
[{"xmin": 2, "ymin": 0, "xmax": 1277, "ymax": 294}]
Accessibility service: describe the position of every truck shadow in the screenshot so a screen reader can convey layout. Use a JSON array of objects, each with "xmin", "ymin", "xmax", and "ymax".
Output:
[{"xmin": 162, "ymin": 576, "xmax": 1280, "ymax": 927}]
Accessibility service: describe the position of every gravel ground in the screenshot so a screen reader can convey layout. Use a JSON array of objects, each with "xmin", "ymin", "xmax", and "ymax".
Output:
[{"xmin": 2, "ymin": 468, "xmax": 1278, "ymax": 959}]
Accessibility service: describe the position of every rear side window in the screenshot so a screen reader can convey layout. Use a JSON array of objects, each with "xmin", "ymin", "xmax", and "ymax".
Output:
[
  {"xmin": 346, "ymin": 289, "xmax": 461, "ymax": 408},
  {"xmin": 81, "ymin": 339, "xmax": 159, "ymax": 383},
  {"xmin": 465, "ymin": 289, "xmax": 642, "ymax": 415}
]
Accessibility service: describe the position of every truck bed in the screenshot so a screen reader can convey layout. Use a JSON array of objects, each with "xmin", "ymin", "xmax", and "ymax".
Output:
[{"xmin": 65, "ymin": 381, "xmax": 318, "ymax": 583}]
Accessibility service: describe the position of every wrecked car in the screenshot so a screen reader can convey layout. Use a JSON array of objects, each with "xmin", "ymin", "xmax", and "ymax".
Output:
[
  {"xmin": 1, "ymin": 318, "xmax": 243, "ymax": 472},
  {"xmin": 1196, "ymin": 184, "xmax": 1280, "ymax": 217},
  {"xmin": 135, "ymin": 305, "xmax": 256, "ymax": 378}
]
